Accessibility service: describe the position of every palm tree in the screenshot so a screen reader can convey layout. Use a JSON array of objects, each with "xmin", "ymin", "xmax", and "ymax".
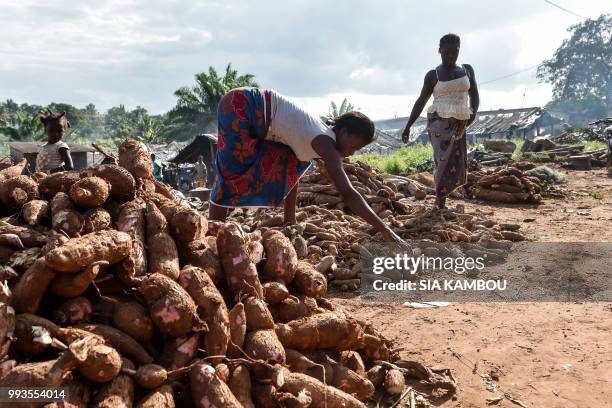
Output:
[
  {"xmin": 167, "ymin": 64, "xmax": 259, "ymax": 140},
  {"xmin": 135, "ymin": 115, "xmax": 165, "ymax": 144},
  {"xmin": 329, "ymin": 98, "xmax": 355, "ymax": 119}
]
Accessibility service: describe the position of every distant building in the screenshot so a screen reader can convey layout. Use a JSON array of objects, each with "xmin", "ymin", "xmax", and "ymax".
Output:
[
  {"xmin": 361, "ymin": 117, "xmax": 428, "ymax": 154},
  {"xmin": 370, "ymin": 107, "xmax": 567, "ymax": 151},
  {"xmin": 465, "ymin": 107, "xmax": 566, "ymax": 142},
  {"xmin": 170, "ymin": 133, "xmax": 218, "ymax": 187},
  {"xmin": 374, "ymin": 116, "xmax": 428, "ymax": 143},
  {"xmin": 8, "ymin": 142, "xmax": 96, "ymax": 172},
  {"xmin": 171, "ymin": 133, "xmax": 217, "ymax": 166}
]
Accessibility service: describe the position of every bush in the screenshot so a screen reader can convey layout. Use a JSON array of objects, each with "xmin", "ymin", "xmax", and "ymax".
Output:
[{"xmin": 355, "ymin": 144, "xmax": 433, "ymax": 174}]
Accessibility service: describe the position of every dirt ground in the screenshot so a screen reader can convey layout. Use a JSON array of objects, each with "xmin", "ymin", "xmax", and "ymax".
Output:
[{"xmin": 334, "ymin": 168, "xmax": 612, "ymax": 408}]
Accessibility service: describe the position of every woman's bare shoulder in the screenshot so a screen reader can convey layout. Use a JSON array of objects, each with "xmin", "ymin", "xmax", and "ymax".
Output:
[
  {"xmin": 425, "ymin": 69, "xmax": 437, "ymax": 84},
  {"xmin": 463, "ymin": 64, "xmax": 475, "ymax": 73}
]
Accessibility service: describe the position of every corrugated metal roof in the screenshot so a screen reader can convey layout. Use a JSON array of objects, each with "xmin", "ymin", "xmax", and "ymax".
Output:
[
  {"xmin": 8, "ymin": 142, "xmax": 96, "ymax": 154},
  {"xmin": 150, "ymin": 141, "xmax": 190, "ymax": 163},
  {"xmin": 466, "ymin": 107, "xmax": 564, "ymax": 135},
  {"xmin": 371, "ymin": 116, "xmax": 428, "ymax": 145},
  {"xmin": 171, "ymin": 134, "xmax": 218, "ymax": 164}
]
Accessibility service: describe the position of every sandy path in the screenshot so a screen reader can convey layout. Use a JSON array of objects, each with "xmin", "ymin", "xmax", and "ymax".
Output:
[{"xmin": 335, "ymin": 168, "xmax": 612, "ymax": 407}]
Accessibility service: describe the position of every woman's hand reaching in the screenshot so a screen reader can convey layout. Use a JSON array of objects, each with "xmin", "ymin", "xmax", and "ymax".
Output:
[
  {"xmin": 401, "ymin": 127, "xmax": 411, "ymax": 144},
  {"xmin": 381, "ymin": 227, "xmax": 408, "ymax": 247}
]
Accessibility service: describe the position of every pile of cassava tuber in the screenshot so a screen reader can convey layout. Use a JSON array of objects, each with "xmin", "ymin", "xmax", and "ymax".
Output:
[
  {"xmin": 0, "ymin": 141, "xmax": 456, "ymax": 407},
  {"xmin": 232, "ymin": 162, "xmax": 527, "ymax": 292},
  {"xmin": 465, "ymin": 166, "xmax": 543, "ymax": 204},
  {"xmin": 299, "ymin": 161, "xmax": 415, "ymax": 217}
]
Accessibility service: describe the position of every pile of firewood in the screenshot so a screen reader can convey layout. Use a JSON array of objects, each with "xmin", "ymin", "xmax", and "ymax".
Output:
[{"xmin": 0, "ymin": 142, "xmax": 457, "ymax": 407}]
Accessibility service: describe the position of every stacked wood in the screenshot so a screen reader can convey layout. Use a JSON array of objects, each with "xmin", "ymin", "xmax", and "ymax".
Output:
[
  {"xmin": 553, "ymin": 119, "xmax": 611, "ymax": 144},
  {"xmin": 466, "ymin": 166, "xmax": 542, "ymax": 204},
  {"xmin": 521, "ymin": 144, "xmax": 609, "ymax": 168},
  {"xmin": 0, "ymin": 141, "xmax": 456, "ymax": 407},
  {"xmin": 471, "ymin": 150, "xmax": 512, "ymax": 166}
]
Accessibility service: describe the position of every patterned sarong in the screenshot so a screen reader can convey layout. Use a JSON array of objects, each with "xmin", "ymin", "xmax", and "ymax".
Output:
[
  {"xmin": 427, "ymin": 112, "xmax": 468, "ymax": 198},
  {"xmin": 211, "ymin": 87, "xmax": 311, "ymax": 208}
]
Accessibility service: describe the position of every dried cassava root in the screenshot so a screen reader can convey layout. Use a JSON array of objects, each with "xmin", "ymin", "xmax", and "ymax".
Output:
[
  {"xmin": 45, "ymin": 230, "xmax": 132, "ymax": 273},
  {"xmin": 69, "ymin": 176, "xmax": 110, "ymax": 208}
]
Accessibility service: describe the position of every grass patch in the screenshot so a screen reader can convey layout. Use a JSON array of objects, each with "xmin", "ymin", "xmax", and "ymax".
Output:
[
  {"xmin": 511, "ymin": 139, "xmax": 524, "ymax": 161},
  {"xmin": 525, "ymin": 165, "xmax": 566, "ymax": 183},
  {"xmin": 589, "ymin": 192, "xmax": 604, "ymax": 200},
  {"xmin": 357, "ymin": 137, "xmax": 606, "ymax": 174},
  {"xmin": 523, "ymin": 152, "xmax": 556, "ymax": 163},
  {"xmin": 356, "ymin": 143, "xmax": 433, "ymax": 174},
  {"xmin": 0, "ymin": 144, "xmax": 9, "ymax": 158},
  {"xmin": 584, "ymin": 141, "xmax": 607, "ymax": 152}
]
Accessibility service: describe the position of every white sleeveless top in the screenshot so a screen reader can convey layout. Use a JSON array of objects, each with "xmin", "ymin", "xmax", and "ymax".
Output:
[
  {"xmin": 426, "ymin": 65, "xmax": 472, "ymax": 120},
  {"xmin": 36, "ymin": 141, "xmax": 70, "ymax": 173},
  {"xmin": 266, "ymin": 90, "xmax": 336, "ymax": 161}
]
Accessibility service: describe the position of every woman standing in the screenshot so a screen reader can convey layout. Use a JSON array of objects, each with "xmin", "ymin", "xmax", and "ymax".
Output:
[
  {"xmin": 401, "ymin": 33, "xmax": 479, "ymax": 209},
  {"xmin": 210, "ymin": 87, "xmax": 403, "ymax": 243}
]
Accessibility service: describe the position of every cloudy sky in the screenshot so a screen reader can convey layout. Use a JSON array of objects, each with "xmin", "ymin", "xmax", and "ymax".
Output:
[{"xmin": 0, "ymin": 0, "xmax": 609, "ymax": 119}]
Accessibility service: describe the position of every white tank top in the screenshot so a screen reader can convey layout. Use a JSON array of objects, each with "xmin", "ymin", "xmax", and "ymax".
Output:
[
  {"xmin": 36, "ymin": 141, "xmax": 70, "ymax": 173},
  {"xmin": 266, "ymin": 90, "xmax": 336, "ymax": 161},
  {"xmin": 426, "ymin": 65, "xmax": 472, "ymax": 120}
]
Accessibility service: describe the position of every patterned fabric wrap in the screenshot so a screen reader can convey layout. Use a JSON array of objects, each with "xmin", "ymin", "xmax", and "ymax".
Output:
[
  {"xmin": 211, "ymin": 87, "xmax": 311, "ymax": 208},
  {"xmin": 427, "ymin": 113, "xmax": 468, "ymax": 199}
]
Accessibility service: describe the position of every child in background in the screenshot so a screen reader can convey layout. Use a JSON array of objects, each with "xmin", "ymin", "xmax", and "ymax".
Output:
[
  {"xmin": 195, "ymin": 155, "xmax": 208, "ymax": 188},
  {"xmin": 151, "ymin": 153, "xmax": 164, "ymax": 181},
  {"xmin": 36, "ymin": 110, "xmax": 73, "ymax": 174}
]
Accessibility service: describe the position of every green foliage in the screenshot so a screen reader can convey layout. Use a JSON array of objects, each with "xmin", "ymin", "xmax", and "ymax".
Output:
[
  {"xmin": 2, "ymin": 99, "xmax": 19, "ymax": 114},
  {"xmin": 168, "ymin": 63, "xmax": 258, "ymax": 140},
  {"xmin": 511, "ymin": 139, "xmax": 525, "ymax": 161},
  {"xmin": 355, "ymin": 143, "xmax": 433, "ymax": 174},
  {"xmin": 525, "ymin": 165, "xmax": 566, "ymax": 184},
  {"xmin": 546, "ymin": 95, "xmax": 608, "ymax": 126},
  {"xmin": 99, "ymin": 105, "xmax": 168, "ymax": 144},
  {"xmin": 0, "ymin": 111, "xmax": 45, "ymax": 141},
  {"xmin": 584, "ymin": 140, "xmax": 607, "ymax": 151},
  {"xmin": 523, "ymin": 152, "xmax": 561, "ymax": 163},
  {"xmin": 329, "ymin": 98, "xmax": 354, "ymax": 118},
  {"xmin": 537, "ymin": 14, "xmax": 612, "ymax": 113},
  {"xmin": 103, "ymin": 105, "xmax": 132, "ymax": 140},
  {"xmin": 589, "ymin": 192, "xmax": 604, "ymax": 200},
  {"xmin": 0, "ymin": 62, "xmax": 258, "ymax": 147},
  {"xmin": 78, "ymin": 103, "xmax": 104, "ymax": 139}
]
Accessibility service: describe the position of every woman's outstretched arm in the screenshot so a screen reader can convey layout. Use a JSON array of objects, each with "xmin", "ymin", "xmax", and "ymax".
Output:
[
  {"xmin": 311, "ymin": 135, "xmax": 405, "ymax": 244},
  {"xmin": 465, "ymin": 64, "xmax": 480, "ymax": 124},
  {"xmin": 402, "ymin": 70, "xmax": 437, "ymax": 143},
  {"xmin": 284, "ymin": 182, "xmax": 298, "ymax": 225}
]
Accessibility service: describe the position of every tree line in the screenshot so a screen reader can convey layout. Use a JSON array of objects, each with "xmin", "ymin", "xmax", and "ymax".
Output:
[{"xmin": 0, "ymin": 64, "xmax": 258, "ymax": 146}]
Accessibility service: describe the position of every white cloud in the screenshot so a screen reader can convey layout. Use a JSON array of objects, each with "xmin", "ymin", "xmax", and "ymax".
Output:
[{"xmin": 0, "ymin": 0, "xmax": 609, "ymax": 118}]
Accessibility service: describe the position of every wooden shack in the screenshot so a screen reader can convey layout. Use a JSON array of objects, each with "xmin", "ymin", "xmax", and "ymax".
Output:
[
  {"xmin": 170, "ymin": 133, "xmax": 218, "ymax": 185},
  {"xmin": 9, "ymin": 142, "xmax": 97, "ymax": 172}
]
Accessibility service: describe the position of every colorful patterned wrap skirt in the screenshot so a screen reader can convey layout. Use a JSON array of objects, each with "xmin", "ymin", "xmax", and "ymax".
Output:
[
  {"xmin": 427, "ymin": 113, "xmax": 469, "ymax": 198},
  {"xmin": 211, "ymin": 87, "xmax": 311, "ymax": 208}
]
